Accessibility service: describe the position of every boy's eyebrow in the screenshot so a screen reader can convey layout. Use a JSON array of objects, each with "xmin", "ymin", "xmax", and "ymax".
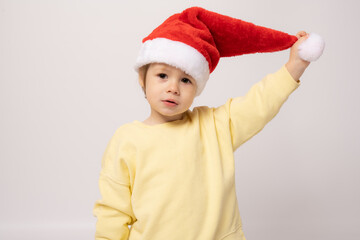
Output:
[
  {"xmin": 152, "ymin": 64, "xmax": 169, "ymax": 72},
  {"xmin": 152, "ymin": 64, "xmax": 194, "ymax": 80},
  {"xmin": 182, "ymin": 71, "xmax": 194, "ymax": 80},
  {"xmin": 184, "ymin": 73, "xmax": 193, "ymax": 78}
]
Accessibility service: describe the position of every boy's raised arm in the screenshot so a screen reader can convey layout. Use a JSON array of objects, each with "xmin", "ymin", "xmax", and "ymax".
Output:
[
  {"xmin": 216, "ymin": 32, "xmax": 313, "ymax": 150},
  {"xmin": 225, "ymin": 65, "xmax": 300, "ymax": 150}
]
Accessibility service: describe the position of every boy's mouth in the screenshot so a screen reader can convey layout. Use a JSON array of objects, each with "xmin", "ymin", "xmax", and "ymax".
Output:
[{"xmin": 162, "ymin": 99, "xmax": 178, "ymax": 105}]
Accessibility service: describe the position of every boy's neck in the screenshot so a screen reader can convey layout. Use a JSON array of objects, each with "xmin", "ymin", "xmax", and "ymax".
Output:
[{"xmin": 143, "ymin": 112, "xmax": 187, "ymax": 125}]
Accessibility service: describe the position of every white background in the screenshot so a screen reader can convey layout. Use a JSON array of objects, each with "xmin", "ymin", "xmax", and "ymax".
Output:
[{"xmin": 1, "ymin": 0, "xmax": 359, "ymax": 239}]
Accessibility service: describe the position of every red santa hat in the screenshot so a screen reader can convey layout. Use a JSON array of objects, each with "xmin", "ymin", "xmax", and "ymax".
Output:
[{"xmin": 135, "ymin": 6, "xmax": 324, "ymax": 96}]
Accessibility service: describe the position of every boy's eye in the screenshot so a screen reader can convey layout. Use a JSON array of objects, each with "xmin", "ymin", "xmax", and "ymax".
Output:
[
  {"xmin": 181, "ymin": 78, "xmax": 192, "ymax": 84},
  {"xmin": 158, "ymin": 73, "xmax": 167, "ymax": 79}
]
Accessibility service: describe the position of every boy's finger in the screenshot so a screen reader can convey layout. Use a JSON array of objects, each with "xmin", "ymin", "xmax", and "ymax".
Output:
[{"xmin": 296, "ymin": 31, "xmax": 307, "ymax": 38}]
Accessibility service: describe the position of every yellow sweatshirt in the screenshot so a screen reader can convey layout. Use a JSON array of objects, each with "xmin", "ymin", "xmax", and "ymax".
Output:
[{"xmin": 94, "ymin": 66, "xmax": 300, "ymax": 240}]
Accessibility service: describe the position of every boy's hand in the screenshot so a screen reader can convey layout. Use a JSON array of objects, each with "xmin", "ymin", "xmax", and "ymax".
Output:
[{"xmin": 285, "ymin": 31, "xmax": 311, "ymax": 82}]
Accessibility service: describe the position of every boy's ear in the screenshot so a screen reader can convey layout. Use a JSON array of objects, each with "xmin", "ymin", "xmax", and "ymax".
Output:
[
  {"xmin": 138, "ymin": 76, "xmax": 145, "ymax": 88},
  {"xmin": 138, "ymin": 71, "xmax": 146, "ymax": 96},
  {"xmin": 138, "ymin": 64, "xmax": 149, "ymax": 90}
]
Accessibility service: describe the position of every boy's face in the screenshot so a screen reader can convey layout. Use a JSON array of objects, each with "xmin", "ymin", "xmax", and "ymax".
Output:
[{"xmin": 139, "ymin": 63, "xmax": 197, "ymax": 124}]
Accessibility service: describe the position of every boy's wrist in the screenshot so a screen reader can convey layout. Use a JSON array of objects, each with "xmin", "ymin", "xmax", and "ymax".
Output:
[{"xmin": 285, "ymin": 59, "xmax": 310, "ymax": 82}]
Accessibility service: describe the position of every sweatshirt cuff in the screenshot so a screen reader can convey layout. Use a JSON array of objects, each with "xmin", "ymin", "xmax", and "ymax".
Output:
[
  {"xmin": 280, "ymin": 64, "xmax": 301, "ymax": 87},
  {"xmin": 271, "ymin": 65, "xmax": 301, "ymax": 95}
]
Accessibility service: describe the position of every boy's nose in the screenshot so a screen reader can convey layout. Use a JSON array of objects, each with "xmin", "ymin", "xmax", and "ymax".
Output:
[{"xmin": 167, "ymin": 81, "xmax": 179, "ymax": 95}]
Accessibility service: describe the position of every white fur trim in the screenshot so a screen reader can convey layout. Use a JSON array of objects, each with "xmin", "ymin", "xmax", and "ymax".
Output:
[
  {"xmin": 134, "ymin": 38, "xmax": 210, "ymax": 96},
  {"xmin": 298, "ymin": 33, "xmax": 325, "ymax": 62}
]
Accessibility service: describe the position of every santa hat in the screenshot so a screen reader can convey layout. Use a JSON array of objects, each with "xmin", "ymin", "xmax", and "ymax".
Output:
[{"xmin": 135, "ymin": 6, "xmax": 324, "ymax": 96}]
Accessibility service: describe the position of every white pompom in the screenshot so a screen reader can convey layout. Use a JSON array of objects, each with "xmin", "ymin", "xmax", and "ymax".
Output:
[{"xmin": 298, "ymin": 33, "xmax": 325, "ymax": 62}]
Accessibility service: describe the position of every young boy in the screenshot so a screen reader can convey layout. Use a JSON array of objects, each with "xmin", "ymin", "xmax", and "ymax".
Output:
[{"xmin": 94, "ymin": 7, "xmax": 316, "ymax": 240}]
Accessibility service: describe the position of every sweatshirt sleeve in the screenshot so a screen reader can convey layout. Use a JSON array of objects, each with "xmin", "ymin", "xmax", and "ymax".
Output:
[
  {"xmin": 93, "ymin": 129, "xmax": 136, "ymax": 240},
  {"xmin": 216, "ymin": 65, "xmax": 300, "ymax": 151}
]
